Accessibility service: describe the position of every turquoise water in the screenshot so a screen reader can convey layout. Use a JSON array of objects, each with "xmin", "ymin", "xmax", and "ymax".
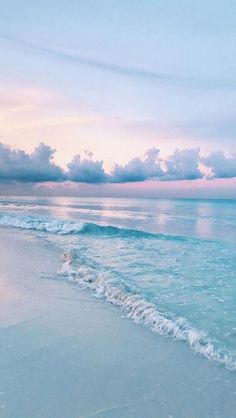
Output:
[{"xmin": 1, "ymin": 196, "xmax": 236, "ymax": 370}]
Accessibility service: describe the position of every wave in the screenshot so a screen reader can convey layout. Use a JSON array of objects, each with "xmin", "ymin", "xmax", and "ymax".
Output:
[
  {"xmin": 0, "ymin": 213, "xmax": 205, "ymax": 242},
  {"xmin": 57, "ymin": 250, "xmax": 236, "ymax": 371},
  {"xmin": 0, "ymin": 214, "xmax": 85, "ymax": 235},
  {"xmin": 1, "ymin": 212, "xmax": 234, "ymax": 370}
]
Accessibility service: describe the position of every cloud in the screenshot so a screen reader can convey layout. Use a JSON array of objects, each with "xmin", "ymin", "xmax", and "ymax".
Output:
[
  {"xmin": 0, "ymin": 34, "xmax": 176, "ymax": 83},
  {"xmin": 202, "ymin": 151, "xmax": 236, "ymax": 178},
  {"xmin": 110, "ymin": 148, "xmax": 164, "ymax": 182},
  {"xmin": 0, "ymin": 142, "xmax": 236, "ymax": 183},
  {"xmin": 164, "ymin": 148, "xmax": 203, "ymax": 180},
  {"xmin": 110, "ymin": 148, "xmax": 203, "ymax": 182},
  {"xmin": 181, "ymin": 113, "xmax": 236, "ymax": 144},
  {"xmin": 1, "ymin": 34, "xmax": 236, "ymax": 90},
  {"xmin": 0, "ymin": 142, "xmax": 65, "ymax": 182},
  {"xmin": 67, "ymin": 151, "xmax": 107, "ymax": 183}
]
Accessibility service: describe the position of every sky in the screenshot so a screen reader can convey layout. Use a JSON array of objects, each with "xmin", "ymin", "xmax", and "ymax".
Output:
[{"xmin": 0, "ymin": 0, "xmax": 236, "ymax": 198}]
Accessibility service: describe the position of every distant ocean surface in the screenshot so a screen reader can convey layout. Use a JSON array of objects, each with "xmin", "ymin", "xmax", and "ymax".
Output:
[{"xmin": 1, "ymin": 196, "xmax": 236, "ymax": 371}]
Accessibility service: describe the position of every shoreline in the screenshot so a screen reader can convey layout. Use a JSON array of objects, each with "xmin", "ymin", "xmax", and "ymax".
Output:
[{"xmin": 1, "ymin": 227, "xmax": 236, "ymax": 418}]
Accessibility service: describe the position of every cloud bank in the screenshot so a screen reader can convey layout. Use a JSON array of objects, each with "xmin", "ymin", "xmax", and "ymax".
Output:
[{"xmin": 0, "ymin": 142, "xmax": 235, "ymax": 183}]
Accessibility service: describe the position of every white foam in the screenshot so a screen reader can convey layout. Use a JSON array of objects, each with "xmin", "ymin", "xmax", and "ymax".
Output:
[
  {"xmin": 0, "ymin": 214, "xmax": 84, "ymax": 235},
  {"xmin": 58, "ymin": 252, "xmax": 236, "ymax": 371}
]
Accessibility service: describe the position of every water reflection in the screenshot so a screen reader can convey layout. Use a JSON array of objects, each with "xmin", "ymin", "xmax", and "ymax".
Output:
[{"xmin": 0, "ymin": 196, "xmax": 236, "ymax": 242}]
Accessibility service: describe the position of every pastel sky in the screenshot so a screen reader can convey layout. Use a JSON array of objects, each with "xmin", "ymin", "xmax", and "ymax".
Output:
[{"xmin": 0, "ymin": 0, "xmax": 236, "ymax": 197}]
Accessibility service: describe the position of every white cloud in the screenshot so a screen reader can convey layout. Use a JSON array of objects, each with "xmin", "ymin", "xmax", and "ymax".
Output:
[
  {"xmin": 67, "ymin": 151, "xmax": 107, "ymax": 183},
  {"xmin": 0, "ymin": 142, "xmax": 65, "ymax": 182},
  {"xmin": 111, "ymin": 148, "xmax": 163, "ymax": 182},
  {"xmin": 164, "ymin": 148, "xmax": 203, "ymax": 180},
  {"xmin": 202, "ymin": 151, "xmax": 236, "ymax": 178}
]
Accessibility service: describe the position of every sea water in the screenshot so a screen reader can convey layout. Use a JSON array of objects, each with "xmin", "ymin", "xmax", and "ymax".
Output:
[{"xmin": 0, "ymin": 196, "xmax": 236, "ymax": 372}]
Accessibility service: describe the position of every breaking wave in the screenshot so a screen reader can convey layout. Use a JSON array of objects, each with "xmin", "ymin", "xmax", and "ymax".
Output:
[
  {"xmin": 1, "ymin": 211, "xmax": 235, "ymax": 370},
  {"xmin": 0, "ymin": 213, "xmax": 205, "ymax": 242},
  {"xmin": 0, "ymin": 214, "xmax": 85, "ymax": 235},
  {"xmin": 57, "ymin": 250, "xmax": 236, "ymax": 371}
]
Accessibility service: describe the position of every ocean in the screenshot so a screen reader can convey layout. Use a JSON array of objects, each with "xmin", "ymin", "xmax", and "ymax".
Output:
[{"xmin": 1, "ymin": 196, "xmax": 236, "ymax": 373}]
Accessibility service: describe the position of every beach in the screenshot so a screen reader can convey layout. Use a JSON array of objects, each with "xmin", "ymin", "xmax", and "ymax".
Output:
[
  {"xmin": 1, "ymin": 1, "xmax": 236, "ymax": 416},
  {"xmin": 0, "ymin": 0, "xmax": 236, "ymax": 418},
  {"xmin": 1, "ymin": 223, "xmax": 236, "ymax": 418}
]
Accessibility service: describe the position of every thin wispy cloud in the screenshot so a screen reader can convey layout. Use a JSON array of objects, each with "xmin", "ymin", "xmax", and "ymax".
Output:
[{"xmin": 1, "ymin": 34, "xmax": 235, "ymax": 90}]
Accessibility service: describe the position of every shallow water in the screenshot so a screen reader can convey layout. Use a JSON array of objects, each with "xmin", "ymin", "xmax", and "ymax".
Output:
[{"xmin": 1, "ymin": 196, "xmax": 236, "ymax": 370}]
